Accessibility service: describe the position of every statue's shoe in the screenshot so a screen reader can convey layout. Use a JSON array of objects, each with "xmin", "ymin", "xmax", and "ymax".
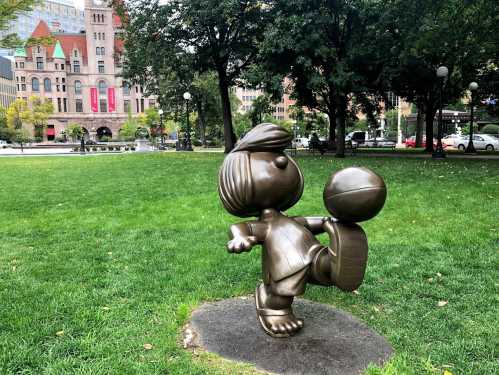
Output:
[
  {"xmin": 255, "ymin": 283, "xmax": 303, "ymax": 338},
  {"xmin": 318, "ymin": 220, "xmax": 369, "ymax": 292}
]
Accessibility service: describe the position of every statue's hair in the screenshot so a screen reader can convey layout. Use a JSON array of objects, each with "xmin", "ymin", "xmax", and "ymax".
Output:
[
  {"xmin": 218, "ymin": 123, "xmax": 300, "ymax": 217},
  {"xmin": 218, "ymin": 151, "xmax": 256, "ymax": 217},
  {"xmin": 232, "ymin": 123, "xmax": 293, "ymax": 153}
]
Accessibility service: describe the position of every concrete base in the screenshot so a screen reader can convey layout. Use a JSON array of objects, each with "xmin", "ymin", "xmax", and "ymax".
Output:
[
  {"xmin": 135, "ymin": 139, "xmax": 151, "ymax": 152},
  {"xmin": 186, "ymin": 297, "xmax": 393, "ymax": 375}
]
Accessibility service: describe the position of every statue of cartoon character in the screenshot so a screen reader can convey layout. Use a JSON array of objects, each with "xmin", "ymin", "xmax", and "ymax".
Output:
[{"xmin": 218, "ymin": 123, "xmax": 386, "ymax": 337}]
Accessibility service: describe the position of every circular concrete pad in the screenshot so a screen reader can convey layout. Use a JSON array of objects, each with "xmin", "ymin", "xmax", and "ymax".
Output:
[{"xmin": 187, "ymin": 297, "xmax": 393, "ymax": 375}]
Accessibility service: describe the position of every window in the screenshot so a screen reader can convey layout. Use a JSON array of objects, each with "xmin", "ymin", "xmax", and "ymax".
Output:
[
  {"xmin": 21, "ymin": 77, "xmax": 25, "ymax": 83},
  {"xmin": 74, "ymin": 50, "xmax": 78, "ymax": 57},
  {"xmin": 149, "ymin": 99, "xmax": 156, "ymax": 108},
  {"xmin": 98, "ymin": 61, "xmax": 105, "ymax": 73},
  {"xmin": 57, "ymin": 98, "xmax": 62, "ymax": 112},
  {"xmin": 136, "ymin": 98, "xmax": 139, "ymax": 112},
  {"xmin": 100, "ymin": 99, "xmax": 107, "ymax": 112},
  {"xmin": 62, "ymin": 85, "xmax": 66, "ymax": 92},
  {"xmin": 20, "ymin": 62, "xmax": 24, "ymax": 68},
  {"xmin": 101, "ymin": 47, "xmax": 105, "ymax": 55},
  {"xmin": 98, "ymin": 80, "xmax": 107, "ymax": 95},
  {"xmin": 96, "ymin": 47, "xmax": 100, "ymax": 55},
  {"xmin": 61, "ymin": 64, "xmax": 64, "ymax": 70},
  {"xmin": 15, "ymin": 62, "xmax": 18, "ymax": 68},
  {"xmin": 56, "ymin": 85, "xmax": 60, "ymax": 92},
  {"xmin": 76, "ymin": 99, "xmax": 83, "ymax": 112},
  {"xmin": 124, "ymin": 100, "xmax": 130, "ymax": 113},
  {"xmin": 63, "ymin": 98, "xmax": 67, "ymax": 112},
  {"xmin": 75, "ymin": 80, "xmax": 82, "ymax": 94},
  {"xmin": 36, "ymin": 57, "xmax": 44, "ymax": 70},
  {"xmin": 55, "ymin": 63, "xmax": 59, "ymax": 69},
  {"xmin": 93, "ymin": 14, "xmax": 96, "ymax": 22},
  {"xmin": 43, "ymin": 78, "xmax": 51, "ymax": 92},
  {"xmin": 21, "ymin": 84, "xmax": 26, "ymax": 91},
  {"xmin": 32, "ymin": 77, "xmax": 39, "ymax": 91},
  {"xmin": 135, "ymin": 86, "xmax": 138, "ymax": 93},
  {"xmin": 62, "ymin": 78, "xmax": 65, "ymax": 83},
  {"xmin": 94, "ymin": 32, "xmax": 97, "ymax": 40},
  {"xmin": 102, "ymin": 32, "xmax": 105, "ymax": 40},
  {"xmin": 73, "ymin": 60, "xmax": 80, "ymax": 73},
  {"xmin": 123, "ymin": 83, "xmax": 130, "ymax": 96},
  {"xmin": 140, "ymin": 98, "xmax": 144, "ymax": 113}
]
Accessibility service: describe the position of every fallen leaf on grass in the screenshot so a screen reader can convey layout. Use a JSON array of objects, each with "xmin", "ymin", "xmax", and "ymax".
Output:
[
  {"xmin": 436, "ymin": 272, "xmax": 442, "ymax": 277},
  {"xmin": 143, "ymin": 343, "xmax": 153, "ymax": 350},
  {"xmin": 56, "ymin": 331, "xmax": 64, "ymax": 337},
  {"xmin": 437, "ymin": 301, "xmax": 448, "ymax": 307},
  {"xmin": 443, "ymin": 370, "xmax": 453, "ymax": 375},
  {"xmin": 352, "ymin": 290, "xmax": 360, "ymax": 295},
  {"xmin": 102, "ymin": 306, "xmax": 110, "ymax": 311}
]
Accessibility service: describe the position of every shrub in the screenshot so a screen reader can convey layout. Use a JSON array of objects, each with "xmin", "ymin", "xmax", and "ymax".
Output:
[{"xmin": 481, "ymin": 124, "xmax": 499, "ymax": 134}]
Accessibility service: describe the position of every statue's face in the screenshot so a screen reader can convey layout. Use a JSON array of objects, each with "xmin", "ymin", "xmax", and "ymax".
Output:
[{"xmin": 249, "ymin": 152, "xmax": 303, "ymax": 211}]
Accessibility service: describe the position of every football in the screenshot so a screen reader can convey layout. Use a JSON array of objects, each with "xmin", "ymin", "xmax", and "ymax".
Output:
[{"xmin": 323, "ymin": 167, "xmax": 386, "ymax": 222}]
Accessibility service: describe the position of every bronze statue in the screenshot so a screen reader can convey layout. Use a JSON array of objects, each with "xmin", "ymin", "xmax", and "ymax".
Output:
[{"xmin": 218, "ymin": 123, "xmax": 386, "ymax": 338}]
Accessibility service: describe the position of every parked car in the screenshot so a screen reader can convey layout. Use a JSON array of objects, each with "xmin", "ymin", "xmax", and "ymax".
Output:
[
  {"xmin": 442, "ymin": 134, "xmax": 461, "ymax": 147},
  {"xmin": 292, "ymin": 137, "xmax": 309, "ymax": 148},
  {"xmin": 455, "ymin": 134, "xmax": 499, "ymax": 151},
  {"xmin": 363, "ymin": 137, "xmax": 396, "ymax": 148},
  {"xmin": 404, "ymin": 136, "xmax": 448, "ymax": 149},
  {"xmin": 346, "ymin": 131, "xmax": 368, "ymax": 145}
]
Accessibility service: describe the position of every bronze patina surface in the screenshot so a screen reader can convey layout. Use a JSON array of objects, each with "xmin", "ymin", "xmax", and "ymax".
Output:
[{"xmin": 218, "ymin": 123, "xmax": 386, "ymax": 338}]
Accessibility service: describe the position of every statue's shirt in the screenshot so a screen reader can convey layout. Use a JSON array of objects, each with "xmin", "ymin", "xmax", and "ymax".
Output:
[{"xmin": 248, "ymin": 209, "xmax": 322, "ymax": 281}]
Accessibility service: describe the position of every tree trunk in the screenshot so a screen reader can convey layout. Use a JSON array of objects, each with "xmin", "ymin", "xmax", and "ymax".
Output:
[
  {"xmin": 415, "ymin": 101, "xmax": 425, "ymax": 147},
  {"xmin": 196, "ymin": 99, "xmax": 207, "ymax": 147},
  {"xmin": 327, "ymin": 106, "xmax": 336, "ymax": 150},
  {"xmin": 424, "ymin": 102, "xmax": 437, "ymax": 153},
  {"xmin": 217, "ymin": 71, "xmax": 236, "ymax": 153},
  {"xmin": 335, "ymin": 98, "xmax": 347, "ymax": 158}
]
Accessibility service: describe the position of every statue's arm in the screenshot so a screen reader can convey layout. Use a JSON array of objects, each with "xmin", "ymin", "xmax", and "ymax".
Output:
[
  {"xmin": 227, "ymin": 221, "xmax": 268, "ymax": 253},
  {"xmin": 292, "ymin": 216, "xmax": 329, "ymax": 235}
]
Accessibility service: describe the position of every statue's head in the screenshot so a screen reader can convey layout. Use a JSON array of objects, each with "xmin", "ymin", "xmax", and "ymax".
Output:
[{"xmin": 218, "ymin": 123, "xmax": 304, "ymax": 217}]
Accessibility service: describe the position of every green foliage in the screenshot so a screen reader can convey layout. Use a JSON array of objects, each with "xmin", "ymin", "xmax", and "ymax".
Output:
[
  {"xmin": 480, "ymin": 124, "xmax": 499, "ymax": 134},
  {"xmin": 233, "ymin": 112, "xmax": 252, "ymax": 138},
  {"xmin": 0, "ymin": 0, "xmax": 40, "ymax": 48},
  {"xmin": 66, "ymin": 123, "xmax": 83, "ymax": 141},
  {"xmin": 248, "ymin": 95, "xmax": 272, "ymax": 127},
  {"xmin": 120, "ymin": 112, "xmax": 139, "ymax": 141}
]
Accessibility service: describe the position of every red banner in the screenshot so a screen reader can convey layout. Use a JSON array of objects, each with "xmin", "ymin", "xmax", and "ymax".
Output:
[
  {"xmin": 90, "ymin": 87, "xmax": 98, "ymax": 112},
  {"xmin": 108, "ymin": 87, "xmax": 116, "ymax": 112}
]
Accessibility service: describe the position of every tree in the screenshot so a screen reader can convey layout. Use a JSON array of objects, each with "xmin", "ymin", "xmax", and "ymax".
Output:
[
  {"xmin": 253, "ymin": 0, "xmax": 386, "ymax": 157},
  {"xmin": 248, "ymin": 95, "xmax": 272, "ymax": 127},
  {"xmin": 24, "ymin": 96, "xmax": 53, "ymax": 141},
  {"xmin": 119, "ymin": 111, "xmax": 139, "ymax": 141},
  {"xmin": 381, "ymin": 0, "xmax": 498, "ymax": 152},
  {"xmin": 139, "ymin": 107, "xmax": 160, "ymax": 136},
  {"xmin": 113, "ymin": 0, "xmax": 270, "ymax": 152},
  {"xmin": 0, "ymin": 0, "xmax": 40, "ymax": 48},
  {"xmin": 66, "ymin": 123, "xmax": 83, "ymax": 142}
]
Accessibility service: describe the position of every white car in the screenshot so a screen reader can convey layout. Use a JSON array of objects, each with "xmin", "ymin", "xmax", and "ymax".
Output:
[
  {"xmin": 455, "ymin": 134, "xmax": 499, "ymax": 151},
  {"xmin": 442, "ymin": 134, "xmax": 461, "ymax": 147},
  {"xmin": 363, "ymin": 138, "xmax": 396, "ymax": 148},
  {"xmin": 292, "ymin": 137, "xmax": 309, "ymax": 148}
]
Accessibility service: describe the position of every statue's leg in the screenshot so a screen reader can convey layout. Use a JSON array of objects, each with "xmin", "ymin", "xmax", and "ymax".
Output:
[
  {"xmin": 255, "ymin": 269, "xmax": 306, "ymax": 338},
  {"xmin": 310, "ymin": 221, "xmax": 368, "ymax": 292}
]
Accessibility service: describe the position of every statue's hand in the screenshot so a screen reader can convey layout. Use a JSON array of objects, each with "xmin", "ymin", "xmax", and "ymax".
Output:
[{"xmin": 227, "ymin": 236, "xmax": 257, "ymax": 253}]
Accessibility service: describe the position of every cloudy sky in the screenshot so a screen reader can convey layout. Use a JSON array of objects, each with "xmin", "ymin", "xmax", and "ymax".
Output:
[{"xmin": 74, "ymin": 0, "xmax": 84, "ymax": 9}]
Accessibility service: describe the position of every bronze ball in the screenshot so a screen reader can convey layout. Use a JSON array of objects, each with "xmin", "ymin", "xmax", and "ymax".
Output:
[{"xmin": 323, "ymin": 167, "xmax": 386, "ymax": 222}]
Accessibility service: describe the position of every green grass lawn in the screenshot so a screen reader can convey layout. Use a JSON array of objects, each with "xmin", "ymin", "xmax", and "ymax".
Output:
[{"xmin": 0, "ymin": 153, "xmax": 497, "ymax": 374}]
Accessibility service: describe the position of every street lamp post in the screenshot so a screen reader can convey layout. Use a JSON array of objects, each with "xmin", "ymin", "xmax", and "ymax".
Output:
[
  {"xmin": 465, "ymin": 82, "xmax": 478, "ymax": 154},
  {"xmin": 80, "ymin": 130, "xmax": 85, "ymax": 154},
  {"xmin": 432, "ymin": 65, "xmax": 448, "ymax": 159},
  {"xmin": 158, "ymin": 108, "xmax": 164, "ymax": 149},
  {"xmin": 183, "ymin": 91, "xmax": 193, "ymax": 151}
]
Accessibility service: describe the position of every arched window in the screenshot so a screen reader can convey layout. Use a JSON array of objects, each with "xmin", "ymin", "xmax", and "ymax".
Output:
[
  {"xmin": 75, "ymin": 80, "xmax": 82, "ymax": 95},
  {"xmin": 43, "ymin": 78, "xmax": 51, "ymax": 92},
  {"xmin": 98, "ymin": 80, "xmax": 107, "ymax": 95},
  {"xmin": 32, "ymin": 77, "xmax": 39, "ymax": 92},
  {"xmin": 74, "ymin": 50, "xmax": 78, "ymax": 57},
  {"xmin": 101, "ymin": 47, "xmax": 105, "ymax": 55},
  {"xmin": 93, "ymin": 14, "xmax": 96, "ymax": 23}
]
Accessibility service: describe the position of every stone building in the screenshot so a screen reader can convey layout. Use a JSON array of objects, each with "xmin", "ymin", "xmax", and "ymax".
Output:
[
  {"xmin": 0, "ymin": 56, "xmax": 16, "ymax": 109},
  {"xmin": 13, "ymin": 0, "xmax": 155, "ymax": 141},
  {"xmin": 0, "ymin": 0, "xmax": 85, "ymax": 58}
]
